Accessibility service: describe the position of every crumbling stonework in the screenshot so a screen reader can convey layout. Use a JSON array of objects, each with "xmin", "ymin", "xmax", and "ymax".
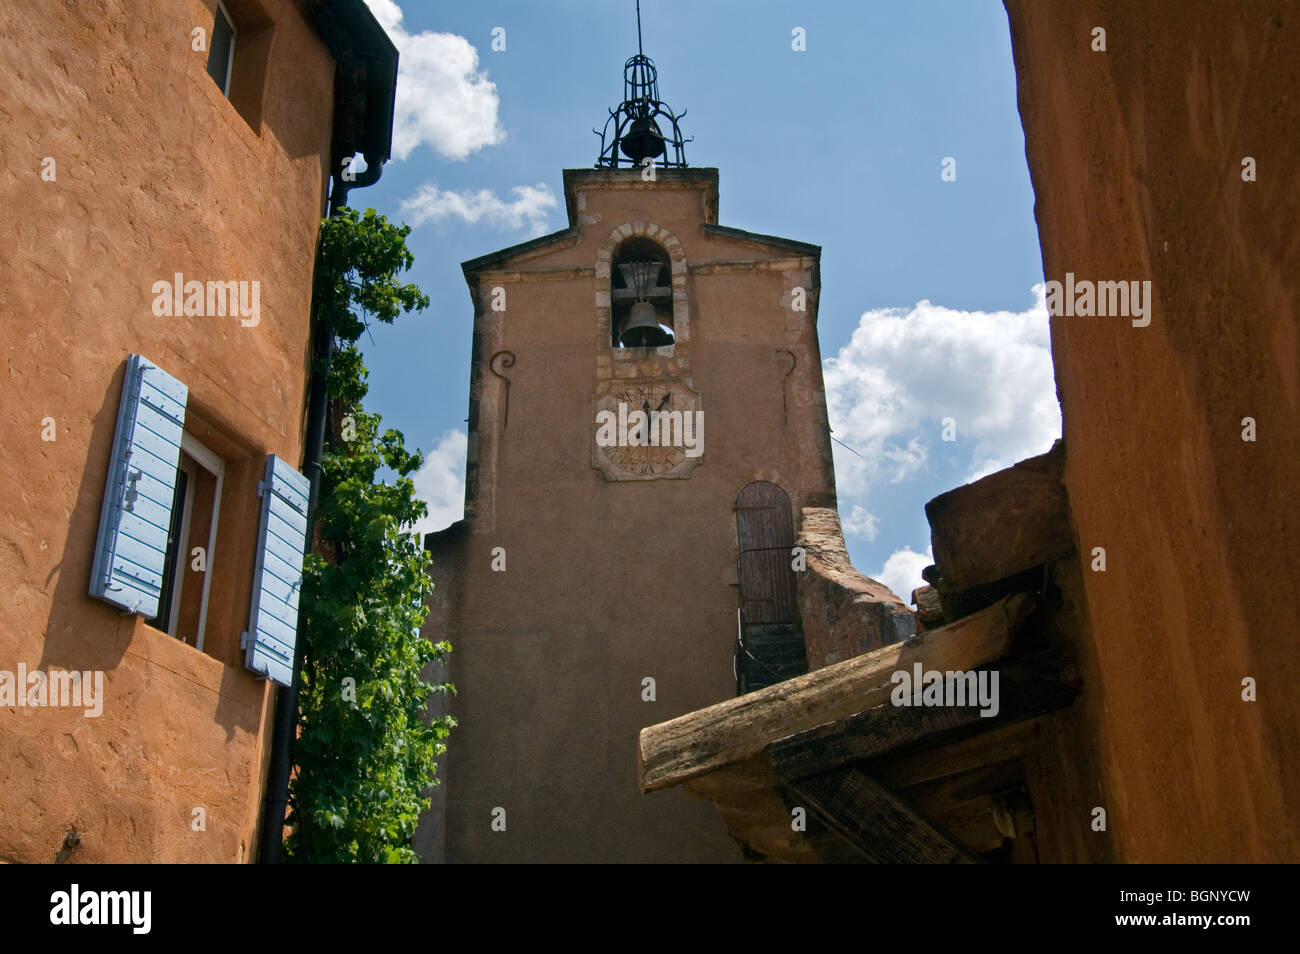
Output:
[
  {"xmin": 925, "ymin": 441, "xmax": 1073, "ymax": 595},
  {"xmin": 795, "ymin": 507, "xmax": 916, "ymax": 669}
]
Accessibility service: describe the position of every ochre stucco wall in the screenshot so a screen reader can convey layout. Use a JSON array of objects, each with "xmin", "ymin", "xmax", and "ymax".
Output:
[
  {"xmin": 1004, "ymin": 0, "xmax": 1299, "ymax": 862},
  {"xmin": 420, "ymin": 170, "xmax": 857, "ymax": 863},
  {"xmin": 0, "ymin": 0, "xmax": 334, "ymax": 862}
]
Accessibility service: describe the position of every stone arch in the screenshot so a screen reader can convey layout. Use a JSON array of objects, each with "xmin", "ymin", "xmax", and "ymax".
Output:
[{"xmin": 595, "ymin": 222, "xmax": 689, "ymax": 348}]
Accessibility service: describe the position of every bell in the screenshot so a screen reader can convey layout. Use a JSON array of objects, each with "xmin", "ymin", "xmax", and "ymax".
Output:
[
  {"xmin": 619, "ymin": 301, "xmax": 673, "ymax": 348},
  {"xmin": 620, "ymin": 114, "xmax": 666, "ymax": 163}
]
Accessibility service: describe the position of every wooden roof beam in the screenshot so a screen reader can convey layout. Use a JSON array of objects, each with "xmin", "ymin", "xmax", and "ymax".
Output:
[
  {"xmin": 766, "ymin": 646, "xmax": 1080, "ymax": 783},
  {"xmin": 790, "ymin": 767, "xmax": 984, "ymax": 864},
  {"xmin": 638, "ymin": 592, "xmax": 1035, "ymax": 794}
]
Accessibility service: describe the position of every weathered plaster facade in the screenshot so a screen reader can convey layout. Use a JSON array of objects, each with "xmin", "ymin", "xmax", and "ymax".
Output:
[
  {"xmin": 0, "ymin": 0, "xmax": 337, "ymax": 862},
  {"xmin": 1004, "ymin": 0, "xmax": 1300, "ymax": 863},
  {"xmin": 419, "ymin": 168, "xmax": 911, "ymax": 862}
]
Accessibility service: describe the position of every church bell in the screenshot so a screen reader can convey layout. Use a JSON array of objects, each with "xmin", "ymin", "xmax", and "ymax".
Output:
[
  {"xmin": 620, "ymin": 301, "xmax": 672, "ymax": 348},
  {"xmin": 617, "ymin": 259, "xmax": 673, "ymax": 348},
  {"xmin": 620, "ymin": 113, "xmax": 666, "ymax": 163}
]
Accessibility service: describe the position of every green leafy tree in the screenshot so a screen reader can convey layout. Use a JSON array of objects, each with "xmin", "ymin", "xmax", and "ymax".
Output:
[{"xmin": 286, "ymin": 208, "xmax": 454, "ymax": 863}]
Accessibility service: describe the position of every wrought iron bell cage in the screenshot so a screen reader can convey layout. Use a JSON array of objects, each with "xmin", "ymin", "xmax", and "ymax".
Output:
[{"xmin": 595, "ymin": 53, "xmax": 691, "ymax": 169}]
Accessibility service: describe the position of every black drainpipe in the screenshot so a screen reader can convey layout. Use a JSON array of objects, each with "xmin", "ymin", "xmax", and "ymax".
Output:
[{"xmin": 258, "ymin": 153, "xmax": 385, "ymax": 864}]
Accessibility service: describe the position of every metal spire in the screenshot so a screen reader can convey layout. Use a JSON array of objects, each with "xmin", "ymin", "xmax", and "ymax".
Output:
[{"xmin": 593, "ymin": 0, "xmax": 692, "ymax": 168}]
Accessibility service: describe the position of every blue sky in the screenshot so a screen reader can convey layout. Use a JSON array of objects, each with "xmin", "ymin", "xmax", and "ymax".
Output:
[{"xmin": 354, "ymin": 0, "xmax": 1058, "ymax": 600}]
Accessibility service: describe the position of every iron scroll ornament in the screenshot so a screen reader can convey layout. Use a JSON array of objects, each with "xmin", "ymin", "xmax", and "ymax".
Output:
[
  {"xmin": 773, "ymin": 350, "xmax": 796, "ymax": 423},
  {"xmin": 489, "ymin": 351, "xmax": 516, "ymax": 429}
]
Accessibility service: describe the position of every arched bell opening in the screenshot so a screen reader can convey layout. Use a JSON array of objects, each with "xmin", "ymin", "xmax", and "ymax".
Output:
[{"xmin": 611, "ymin": 237, "xmax": 674, "ymax": 349}]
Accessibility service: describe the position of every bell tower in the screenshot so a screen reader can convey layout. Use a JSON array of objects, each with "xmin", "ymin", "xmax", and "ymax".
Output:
[{"xmin": 415, "ymin": 9, "xmax": 883, "ymax": 864}]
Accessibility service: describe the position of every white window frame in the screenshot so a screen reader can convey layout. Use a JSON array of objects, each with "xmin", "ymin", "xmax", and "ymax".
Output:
[
  {"xmin": 179, "ymin": 432, "xmax": 225, "ymax": 652},
  {"xmin": 164, "ymin": 457, "xmax": 199, "ymax": 638}
]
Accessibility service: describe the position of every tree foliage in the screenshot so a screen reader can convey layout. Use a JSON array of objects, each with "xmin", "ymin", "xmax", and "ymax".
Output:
[{"xmin": 286, "ymin": 207, "xmax": 454, "ymax": 863}]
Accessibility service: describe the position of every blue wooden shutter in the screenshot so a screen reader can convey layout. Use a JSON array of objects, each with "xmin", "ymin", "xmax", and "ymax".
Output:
[
  {"xmin": 89, "ymin": 354, "xmax": 188, "ymax": 617},
  {"xmin": 243, "ymin": 454, "xmax": 310, "ymax": 686}
]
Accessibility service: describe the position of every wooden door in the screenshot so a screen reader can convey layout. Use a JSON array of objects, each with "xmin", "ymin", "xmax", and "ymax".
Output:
[{"xmin": 735, "ymin": 481, "xmax": 797, "ymax": 624}]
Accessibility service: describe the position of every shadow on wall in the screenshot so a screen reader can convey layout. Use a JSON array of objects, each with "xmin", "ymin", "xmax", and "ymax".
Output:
[
  {"xmin": 411, "ymin": 518, "xmax": 469, "ymax": 864},
  {"xmin": 38, "ymin": 359, "xmax": 261, "ymax": 744},
  {"xmin": 40, "ymin": 363, "xmax": 134, "ymax": 677}
]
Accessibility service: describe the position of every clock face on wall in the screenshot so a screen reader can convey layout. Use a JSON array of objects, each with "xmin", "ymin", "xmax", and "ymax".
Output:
[{"xmin": 592, "ymin": 378, "xmax": 703, "ymax": 481}]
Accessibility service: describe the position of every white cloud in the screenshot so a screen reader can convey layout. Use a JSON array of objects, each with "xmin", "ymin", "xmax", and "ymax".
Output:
[
  {"xmin": 882, "ymin": 436, "xmax": 927, "ymax": 484},
  {"xmin": 841, "ymin": 505, "xmax": 879, "ymax": 541},
  {"xmin": 824, "ymin": 284, "xmax": 1060, "ymax": 497},
  {"xmin": 410, "ymin": 429, "xmax": 467, "ymax": 538},
  {"xmin": 364, "ymin": 0, "xmax": 505, "ymax": 161},
  {"xmin": 400, "ymin": 182, "xmax": 557, "ymax": 237},
  {"xmin": 875, "ymin": 545, "xmax": 934, "ymax": 604}
]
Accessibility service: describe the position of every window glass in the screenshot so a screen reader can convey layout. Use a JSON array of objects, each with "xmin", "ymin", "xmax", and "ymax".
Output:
[
  {"xmin": 206, "ymin": 5, "xmax": 236, "ymax": 95},
  {"xmin": 145, "ymin": 443, "xmax": 223, "ymax": 649},
  {"xmin": 147, "ymin": 466, "xmax": 190, "ymax": 632}
]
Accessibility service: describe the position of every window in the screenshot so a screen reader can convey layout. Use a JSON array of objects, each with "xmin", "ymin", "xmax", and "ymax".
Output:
[
  {"xmin": 611, "ymin": 238, "xmax": 675, "ymax": 349},
  {"xmin": 149, "ymin": 459, "xmax": 189, "ymax": 634},
  {"xmin": 206, "ymin": 3, "xmax": 236, "ymax": 97},
  {"xmin": 90, "ymin": 354, "xmax": 306, "ymax": 687},
  {"xmin": 202, "ymin": 0, "xmax": 273, "ymax": 132},
  {"xmin": 147, "ymin": 434, "xmax": 224, "ymax": 651}
]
